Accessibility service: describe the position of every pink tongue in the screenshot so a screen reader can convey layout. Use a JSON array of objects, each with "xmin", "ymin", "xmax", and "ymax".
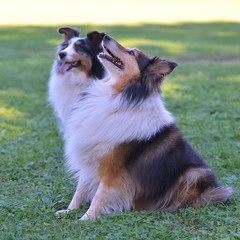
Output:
[{"xmin": 59, "ymin": 63, "xmax": 72, "ymax": 74}]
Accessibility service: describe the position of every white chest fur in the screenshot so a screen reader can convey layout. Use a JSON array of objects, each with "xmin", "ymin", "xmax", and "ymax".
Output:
[
  {"xmin": 64, "ymin": 80, "xmax": 174, "ymax": 174},
  {"xmin": 48, "ymin": 63, "xmax": 93, "ymax": 132}
]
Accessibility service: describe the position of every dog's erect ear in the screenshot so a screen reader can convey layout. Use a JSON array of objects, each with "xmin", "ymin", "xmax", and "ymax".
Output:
[
  {"xmin": 58, "ymin": 27, "xmax": 80, "ymax": 41},
  {"xmin": 145, "ymin": 57, "xmax": 177, "ymax": 83},
  {"xmin": 150, "ymin": 57, "xmax": 177, "ymax": 76},
  {"xmin": 141, "ymin": 57, "xmax": 177, "ymax": 88},
  {"xmin": 87, "ymin": 31, "xmax": 105, "ymax": 46}
]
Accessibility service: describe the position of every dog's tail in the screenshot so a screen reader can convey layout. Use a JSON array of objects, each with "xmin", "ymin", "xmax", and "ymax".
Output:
[
  {"xmin": 196, "ymin": 186, "xmax": 233, "ymax": 207},
  {"xmin": 144, "ymin": 168, "xmax": 233, "ymax": 211},
  {"xmin": 173, "ymin": 168, "xmax": 233, "ymax": 209}
]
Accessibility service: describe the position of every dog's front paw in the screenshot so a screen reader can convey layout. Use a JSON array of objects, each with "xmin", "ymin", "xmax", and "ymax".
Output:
[
  {"xmin": 55, "ymin": 209, "xmax": 71, "ymax": 215},
  {"xmin": 80, "ymin": 213, "xmax": 96, "ymax": 221}
]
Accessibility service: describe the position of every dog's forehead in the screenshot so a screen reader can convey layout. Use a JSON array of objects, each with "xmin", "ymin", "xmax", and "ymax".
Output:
[
  {"xmin": 69, "ymin": 37, "xmax": 85, "ymax": 44},
  {"xmin": 135, "ymin": 49, "xmax": 151, "ymax": 72}
]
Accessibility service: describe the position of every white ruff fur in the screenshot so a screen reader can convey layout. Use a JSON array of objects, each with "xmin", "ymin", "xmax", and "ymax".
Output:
[
  {"xmin": 64, "ymin": 78, "xmax": 174, "ymax": 211},
  {"xmin": 48, "ymin": 61, "xmax": 94, "ymax": 132}
]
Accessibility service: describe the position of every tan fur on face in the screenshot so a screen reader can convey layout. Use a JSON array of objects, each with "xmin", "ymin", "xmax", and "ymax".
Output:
[
  {"xmin": 59, "ymin": 38, "xmax": 93, "ymax": 76},
  {"xmin": 76, "ymin": 55, "xmax": 92, "ymax": 76},
  {"xmin": 100, "ymin": 38, "xmax": 142, "ymax": 92},
  {"xmin": 66, "ymin": 48, "xmax": 92, "ymax": 76},
  {"xmin": 113, "ymin": 50, "xmax": 152, "ymax": 93}
]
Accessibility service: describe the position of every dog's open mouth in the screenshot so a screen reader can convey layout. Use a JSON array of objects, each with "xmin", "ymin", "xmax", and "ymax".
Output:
[
  {"xmin": 99, "ymin": 45, "xmax": 124, "ymax": 69},
  {"xmin": 59, "ymin": 61, "xmax": 81, "ymax": 74}
]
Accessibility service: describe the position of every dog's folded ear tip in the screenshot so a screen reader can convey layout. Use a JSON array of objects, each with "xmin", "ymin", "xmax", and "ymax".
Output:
[
  {"xmin": 58, "ymin": 27, "xmax": 64, "ymax": 34},
  {"xmin": 58, "ymin": 27, "xmax": 80, "ymax": 37},
  {"xmin": 58, "ymin": 27, "xmax": 71, "ymax": 34},
  {"xmin": 148, "ymin": 57, "xmax": 178, "ymax": 71},
  {"xmin": 153, "ymin": 57, "xmax": 178, "ymax": 68},
  {"xmin": 169, "ymin": 61, "xmax": 178, "ymax": 70}
]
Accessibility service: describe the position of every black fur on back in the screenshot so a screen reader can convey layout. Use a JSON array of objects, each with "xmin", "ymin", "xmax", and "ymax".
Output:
[{"xmin": 124, "ymin": 124, "xmax": 219, "ymax": 206}]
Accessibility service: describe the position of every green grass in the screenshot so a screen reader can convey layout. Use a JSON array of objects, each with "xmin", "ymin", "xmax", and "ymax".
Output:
[{"xmin": 0, "ymin": 22, "xmax": 239, "ymax": 239}]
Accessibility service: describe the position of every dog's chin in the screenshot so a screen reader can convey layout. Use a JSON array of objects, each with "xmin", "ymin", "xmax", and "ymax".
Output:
[
  {"xmin": 99, "ymin": 59, "xmax": 119, "ymax": 79},
  {"xmin": 99, "ymin": 55, "xmax": 123, "ymax": 77}
]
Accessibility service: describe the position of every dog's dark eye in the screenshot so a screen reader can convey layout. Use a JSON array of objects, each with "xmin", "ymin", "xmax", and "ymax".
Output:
[{"xmin": 128, "ymin": 50, "xmax": 135, "ymax": 56}]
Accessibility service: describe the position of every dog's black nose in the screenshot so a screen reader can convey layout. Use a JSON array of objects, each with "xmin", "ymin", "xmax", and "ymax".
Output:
[
  {"xmin": 59, "ymin": 52, "xmax": 66, "ymax": 59},
  {"xmin": 104, "ymin": 35, "xmax": 111, "ymax": 41}
]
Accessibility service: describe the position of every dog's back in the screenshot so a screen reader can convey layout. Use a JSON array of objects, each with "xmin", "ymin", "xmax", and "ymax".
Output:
[{"xmin": 123, "ymin": 124, "xmax": 233, "ymax": 211}]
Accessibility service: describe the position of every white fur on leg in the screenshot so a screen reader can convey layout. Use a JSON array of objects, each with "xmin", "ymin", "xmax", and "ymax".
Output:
[
  {"xmin": 79, "ymin": 180, "xmax": 133, "ymax": 221},
  {"xmin": 80, "ymin": 182, "xmax": 108, "ymax": 221},
  {"xmin": 55, "ymin": 178, "xmax": 88, "ymax": 215}
]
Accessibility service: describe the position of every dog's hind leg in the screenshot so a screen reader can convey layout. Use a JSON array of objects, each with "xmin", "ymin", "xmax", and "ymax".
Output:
[{"xmin": 163, "ymin": 168, "xmax": 233, "ymax": 211}]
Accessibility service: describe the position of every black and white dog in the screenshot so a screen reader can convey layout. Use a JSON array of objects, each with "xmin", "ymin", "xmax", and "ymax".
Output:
[{"xmin": 48, "ymin": 27, "xmax": 106, "ymax": 133}]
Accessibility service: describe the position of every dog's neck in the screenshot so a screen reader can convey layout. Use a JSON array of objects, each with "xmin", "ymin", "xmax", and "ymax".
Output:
[{"xmin": 91, "ymin": 57, "xmax": 106, "ymax": 80}]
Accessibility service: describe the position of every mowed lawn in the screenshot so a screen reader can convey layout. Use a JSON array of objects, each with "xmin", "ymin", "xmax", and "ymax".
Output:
[{"xmin": 0, "ymin": 23, "xmax": 239, "ymax": 239}]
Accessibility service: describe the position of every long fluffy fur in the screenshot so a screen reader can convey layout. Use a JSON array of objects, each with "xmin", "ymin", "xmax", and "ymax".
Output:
[
  {"xmin": 57, "ymin": 34, "xmax": 233, "ymax": 220},
  {"xmin": 48, "ymin": 27, "xmax": 106, "ymax": 133}
]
